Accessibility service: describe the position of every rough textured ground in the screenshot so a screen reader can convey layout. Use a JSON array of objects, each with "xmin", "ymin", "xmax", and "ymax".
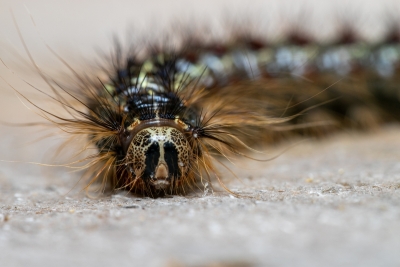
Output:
[{"xmin": 1, "ymin": 126, "xmax": 399, "ymax": 267}]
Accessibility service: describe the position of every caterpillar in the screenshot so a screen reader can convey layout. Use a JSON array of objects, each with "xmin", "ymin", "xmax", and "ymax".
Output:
[{"xmin": 2, "ymin": 3, "xmax": 400, "ymax": 198}]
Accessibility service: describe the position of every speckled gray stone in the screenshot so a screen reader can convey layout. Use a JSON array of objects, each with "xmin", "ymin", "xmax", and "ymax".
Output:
[{"xmin": 1, "ymin": 126, "xmax": 399, "ymax": 267}]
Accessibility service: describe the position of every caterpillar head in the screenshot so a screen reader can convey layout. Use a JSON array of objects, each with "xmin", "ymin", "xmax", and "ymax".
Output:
[{"xmin": 120, "ymin": 118, "xmax": 196, "ymax": 196}]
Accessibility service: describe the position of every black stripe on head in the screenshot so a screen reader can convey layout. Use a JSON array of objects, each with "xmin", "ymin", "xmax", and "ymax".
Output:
[
  {"xmin": 143, "ymin": 141, "xmax": 160, "ymax": 180},
  {"xmin": 163, "ymin": 141, "xmax": 180, "ymax": 179}
]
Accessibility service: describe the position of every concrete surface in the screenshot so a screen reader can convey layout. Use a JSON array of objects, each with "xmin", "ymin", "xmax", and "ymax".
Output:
[{"xmin": 0, "ymin": 127, "xmax": 399, "ymax": 267}]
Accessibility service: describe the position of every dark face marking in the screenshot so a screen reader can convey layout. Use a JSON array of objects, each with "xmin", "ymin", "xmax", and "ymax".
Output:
[
  {"xmin": 143, "ymin": 142, "xmax": 160, "ymax": 180},
  {"xmin": 163, "ymin": 141, "xmax": 179, "ymax": 179}
]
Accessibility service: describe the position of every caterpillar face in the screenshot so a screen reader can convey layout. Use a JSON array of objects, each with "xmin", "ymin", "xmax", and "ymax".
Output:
[{"xmin": 126, "ymin": 125, "xmax": 191, "ymax": 192}]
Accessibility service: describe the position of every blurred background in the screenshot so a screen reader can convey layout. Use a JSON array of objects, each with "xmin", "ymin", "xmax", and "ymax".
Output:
[{"xmin": 1, "ymin": 0, "xmax": 399, "ymax": 174}]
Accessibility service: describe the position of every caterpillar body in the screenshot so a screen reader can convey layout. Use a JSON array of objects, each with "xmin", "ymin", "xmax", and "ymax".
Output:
[
  {"xmin": 4, "ymin": 13, "xmax": 400, "ymax": 198},
  {"xmin": 53, "ymin": 50, "xmax": 291, "ymax": 197}
]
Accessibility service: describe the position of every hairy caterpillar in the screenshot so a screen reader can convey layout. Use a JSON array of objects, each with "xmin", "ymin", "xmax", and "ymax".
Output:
[{"xmin": 2, "ymin": 2, "xmax": 400, "ymax": 198}]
